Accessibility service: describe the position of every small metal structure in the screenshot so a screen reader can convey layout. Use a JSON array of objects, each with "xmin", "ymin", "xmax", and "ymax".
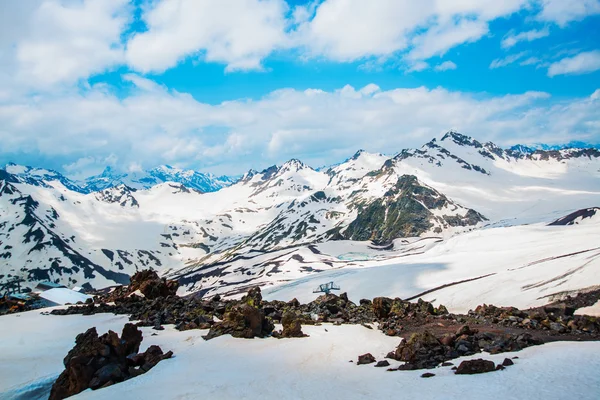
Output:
[
  {"xmin": 312, "ymin": 281, "xmax": 341, "ymax": 294},
  {"xmin": 0, "ymin": 277, "xmax": 25, "ymax": 297}
]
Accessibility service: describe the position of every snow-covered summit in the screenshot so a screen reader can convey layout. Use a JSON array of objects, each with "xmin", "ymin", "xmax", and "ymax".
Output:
[{"xmin": 83, "ymin": 165, "xmax": 236, "ymax": 193}]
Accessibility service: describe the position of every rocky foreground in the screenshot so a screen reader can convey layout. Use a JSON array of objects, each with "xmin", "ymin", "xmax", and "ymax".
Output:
[{"xmin": 45, "ymin": 270, "xmax": 600, "ymax": 397}]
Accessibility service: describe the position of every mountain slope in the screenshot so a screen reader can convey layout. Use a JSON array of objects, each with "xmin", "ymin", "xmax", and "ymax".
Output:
[{"xmin": 1, "ymin": 132, "xmax": 599, "ymax": 295}]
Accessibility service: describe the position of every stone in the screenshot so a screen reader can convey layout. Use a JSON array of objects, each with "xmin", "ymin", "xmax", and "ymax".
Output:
[
  {"xmin": 372, "ymin": 297, "xmax": 393, "ymax": 319},
  {"xmin": 374, "ymin": 360, "xmax": 390, "ymax": 367},
  {"xmin": 203, "ymin": 303, "xmax": 274, "ymax": 340},
  {"xmin": 281, "ymin": 311, "xmax": 306, "ymax": 338},
  {"xmin": 502, "ymin": 358, "xmax": 514, "ymax": 366},
  {"xmin": 421, "ymin": 372, "xmax": 436, "ymax": 378},
  {"xmin": 357, "ymin": 353, "xmax": 376, "ymax": 365},
  {"xmin": 49, "ymin": 324, "xmax": 172, "ymax": 400},
  {"xmin": 455, "ymin": 359, "xmax": 496, "ymax": 375}
]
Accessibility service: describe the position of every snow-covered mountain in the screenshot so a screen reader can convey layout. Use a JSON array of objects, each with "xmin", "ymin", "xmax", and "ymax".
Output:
[
  {"xmin": 1, "ymin": 132, "xmax": 599, "ymax": 297},
  {"xmin": 83, "ymin": 165, "xmax": 236, "ymax": 193},
  {"xmin": 3, "ymin": 163, "xmax": 236, "ymax": 194}
]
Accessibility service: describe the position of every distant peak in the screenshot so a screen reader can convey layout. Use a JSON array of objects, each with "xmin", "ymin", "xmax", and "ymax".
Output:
[
  {"xmin": 281, "ymin": 159, "xmax": 308, "ymax": 172},
  {"xmin": 351, "ymin": 149, "xmax": 366, "ymax": 160},
  {"xmin": 440, "ymin": 131, "xmax": 483, "ymax": 148}
]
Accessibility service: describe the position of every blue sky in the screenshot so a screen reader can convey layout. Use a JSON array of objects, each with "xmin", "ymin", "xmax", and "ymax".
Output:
[{"xmin": 0, "ymin": 0, "xmax": 599, "ymax": 177}]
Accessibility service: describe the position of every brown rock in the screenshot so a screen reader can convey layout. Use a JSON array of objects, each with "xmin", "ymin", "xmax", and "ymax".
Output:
[
  {"xmin": 455, "ymin": 359, "xmax": 496, "ymax": 375},
  {"xmin": 357, "ymin": 353, "xmax": 376, "ymax": 365}
]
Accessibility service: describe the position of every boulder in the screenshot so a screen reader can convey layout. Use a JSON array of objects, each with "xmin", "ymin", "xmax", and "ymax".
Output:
[
  {"xmin": 455, "ymin": 359, "xmax": 496, "ymax": 375},
  {"xmin": 49, "ymin": 324, "xmax": 172, "ymax": 400},
  {"xmin": 129, "ymin": 270, "xmax": 178, "ymax": 300},
  {"xmin": 243, "ymin": 286, "xmax": 263, "ymax": 308},
  {"xmin": 372, "ymin": 297, "xmax": 393, "ymax": 319},
  {"xmin": 280, "ymin": 311, "xmax": 306, "ymax": 338},
  {"xmin": 357, "ymin": 353, "xmax": 376, "ymax": 365},
  {"xmin": 374, "ymin": 360, "xmax": 390, "ymax": 367},
  {"xmin": 203, "ymin": 303, "xmax": 274, "ymax": 340}
]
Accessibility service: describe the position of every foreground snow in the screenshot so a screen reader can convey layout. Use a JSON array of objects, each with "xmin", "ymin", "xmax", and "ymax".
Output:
[{"xmin": 1, "ymin": 311, "xmax": 600, "ymax": 400}]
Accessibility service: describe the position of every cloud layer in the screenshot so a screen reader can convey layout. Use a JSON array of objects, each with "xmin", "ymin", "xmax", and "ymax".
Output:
[{"xmin": 1, "ymin": 77, "xmax": 598, "ymax": 176}]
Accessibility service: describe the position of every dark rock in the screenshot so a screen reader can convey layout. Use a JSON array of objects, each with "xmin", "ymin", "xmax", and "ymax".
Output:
[
  {"xmin": 455, "ymin": 359, "xmax": 496, "ymax": 375},
  {"xmin": 421, "ymin": 372, "xmax": 435, "ymax": 378},
  {"xmin": 203, "ymin": 303, "xmax": 274, "ymax": 340},
  {"xmin": 374, "ymin": 360, "xmax": 390, "ymax": 367},
  {"xmin": 242, "ymin": 286, "xmax": 263, "ymax": 308},
  {"xmin": 441, "ymin": 362, "xmax": 454, "ymax": 367},
  {"xmin": 49, "ymin": 324, "xmax": 172, "ymax": 400},
  {"xmin": 357, "ymin": 353, "xmax": 376, "ymax": 365},
  {"xmin": 280, "ymin": 311, "xmax": 306, "ymax": 338},
  {"xmin": 372, "ymin": 297, "xmax": 392, "ymax": 319},
  {"xmin": 502, "ymin": 358, "xmax": 514, "ymax": 366},
  {"xmin": 129, "ymin": 270, "xmax": 178, "ymax": 300},
  {"xmin": 496, "ymin": 364, "xmax": 505, "ymax": 371}
]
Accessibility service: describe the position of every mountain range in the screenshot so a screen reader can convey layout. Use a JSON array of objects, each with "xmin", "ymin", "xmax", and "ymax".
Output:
[
  {"xmin": 1, "ymin": 131, "xmax": 599, "ymax": 297},
  {"xmin": 3, "ymin": 163, "xmax": 236, "ymax": 194}
]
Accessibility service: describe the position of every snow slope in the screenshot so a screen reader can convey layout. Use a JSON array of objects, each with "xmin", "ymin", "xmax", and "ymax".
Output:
[
  {"xmin": 1, "ymin": 310, "xmax": 599, "ymax": 400},
  {"xmin": 262, "ymin": 219, "xmax": 600, "ymax": 313}
]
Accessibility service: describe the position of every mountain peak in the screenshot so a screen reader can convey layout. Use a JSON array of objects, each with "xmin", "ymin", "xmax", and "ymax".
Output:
[
  {"xmin": 440, "ymin": 131, "xmax": 483, "ymax": 148},
  {"xmin": 281, "ymin": 159, "xmax": 308, "ymax": 172}
]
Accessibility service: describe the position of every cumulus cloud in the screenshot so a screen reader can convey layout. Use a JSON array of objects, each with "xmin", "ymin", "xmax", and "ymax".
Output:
[
  {"xmin": 537, "ymin": 0, "xmax": 600, "ymax": 27},
  {"xmin": 547, "ymin": 50, "xmax": 600, "ymax": 76},
  {"xmin": 1, "ymin": 78, "xmax": 598, "ymax": 175},
  {"xmin": 293, "ymin": 0, "xmax": 528, "ymax": 65},
  {"xmin": 13, "ymin": 0, "xmax": 129, "ymax": 87},
  {"xmin": 126, "ymin": 0, "xmax": 289, "ymax": 73},
  {"xmin": 501, "ymin": 28, "xmax": 550, "ymax": 49}
]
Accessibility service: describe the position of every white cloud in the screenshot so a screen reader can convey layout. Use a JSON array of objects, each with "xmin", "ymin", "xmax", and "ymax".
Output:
[
  {"xmin": 547, "ymin": 50, "xmax": 600, "ymax": 76},
  {"xmin": 14, "ymin": 0, "xmax": 130, "ymax": 87},
  {"xmin": 126, "ymin": 0, "xmax": 289, "ymax": 73},
  {"xmin": 407, "ymin": 18, "xmax": 489, "ymax": 61},
  {"xmin": 407, "ymin": 61, "xmax": 430, "ymax": 73},
  {"xmin": 1, "ymin": 78, "xmax": 598, "ymax": 175},
  {"xmin": 520, "ymin": 56, "xmax": 542, "ymax": 66},
  {"xmin": 434, "ymin": 61, "xmax": 457, "ymax": 72},
  {"xmin": 537, "ymin": 0, "xmax": 600, "ymax": 26},
  {"xmin": 490, "ymin": 51, "xmax": 529, "ymax": 69},
  {"xmin": 501, "ymin": 28, "xmax": 550, "ymax": 49},
  {"xmin": 294, "ymin": 0, "xmax": 529, "ymax": 64}
]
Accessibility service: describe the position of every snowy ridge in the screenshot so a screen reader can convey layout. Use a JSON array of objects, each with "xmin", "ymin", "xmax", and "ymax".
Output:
[{"xmin": 1, "ymin": 132, "xmax": 599, "ymax": 295}]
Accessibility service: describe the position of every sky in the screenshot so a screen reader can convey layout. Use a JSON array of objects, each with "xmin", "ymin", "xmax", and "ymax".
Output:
[{"xmin": 0, "ymin": 0, "xmax": 599, "ymax": 178}]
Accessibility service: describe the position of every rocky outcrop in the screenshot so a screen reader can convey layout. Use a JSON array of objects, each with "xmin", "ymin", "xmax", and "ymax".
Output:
[
  {"xmin": 49, "ymin": 323, "xmax": 172, "ymax": 400},
  {"xmin": 128, "ymin": 270, "xmax": 179, "ymax": 300},
  {"xmin": 279, "ymin": 311, "xmax": 307, "ymax": 338},
  {"xmin": 386, "ymin": 326, "xmax": 542, "ymax": 370},
  {"xmin": 340, "ymin": 175, "xmax": 485, "ymax": 244},
  {"xmin": 203, "ymin": 303, "xmax": 274, "ymax": 340}
]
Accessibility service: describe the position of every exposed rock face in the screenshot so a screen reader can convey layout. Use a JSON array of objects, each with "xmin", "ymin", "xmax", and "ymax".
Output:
[
  {"xmin": 341, "ymin": 175, "xmax": 485, "ymax": 244},
  {"xmin": 49, "ymin": 323, "xmax": 172, "ymax": 400},
  {"xmin": 203, "ymin": 303, "xmax": 274, "ymax": 340},
  {"xmin": 455, "ymin": 359, "xmax": 496, "ymax": 375}
]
